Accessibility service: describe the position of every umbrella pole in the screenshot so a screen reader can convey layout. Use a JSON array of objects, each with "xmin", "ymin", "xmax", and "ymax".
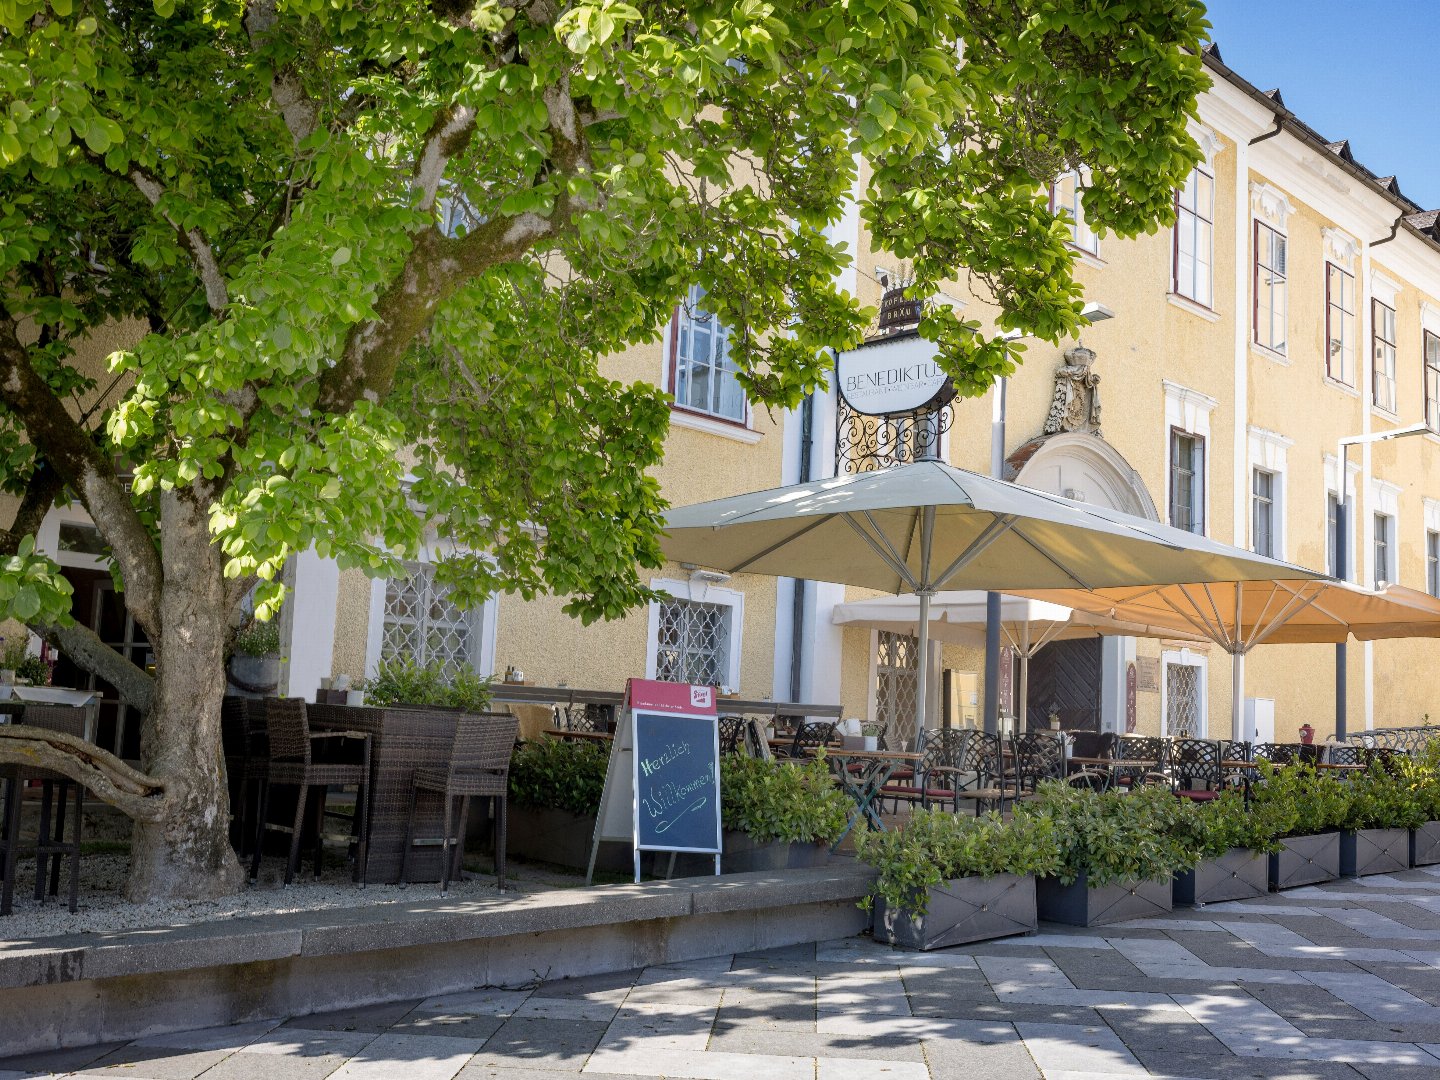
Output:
[
  {"xmin": 914, "ymin": 587, "xmax": 933, "ymax": 750},
  {"xmin": 1019, "ymin": 652, "xmax": 1029, "ymax": 732},
  {"xmin": 1231, "ymin": 649, "xmax": 1245, "ymax": 743}
]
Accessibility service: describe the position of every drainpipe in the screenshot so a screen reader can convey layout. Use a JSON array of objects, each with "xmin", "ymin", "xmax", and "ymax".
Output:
[
  {"xmin": 1371, "ymin": 212, "xmax": 1407, "ymax": 249},
  {"xmin": 788, "ymin": 392, "xmax": 815, "ymax": 701}
]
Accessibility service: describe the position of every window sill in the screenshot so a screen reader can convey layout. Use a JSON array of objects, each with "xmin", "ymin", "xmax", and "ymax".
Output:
[
  {"xmin": 1322, "ymin": 377, "xmax": 1360, "ymax": 399},
  {"xmin": 1370, "ymin": 404, "xmax": 1401, "ymax": 424},
  {"xmin": 1068, "ymin": 246, "xmax": 1105, "ymax": 269},
  {"xmin": 1250, "ymin": 343, "xmax": 1289, "ymax": 366},
  {"xmin": 1166, "ymin": 293, "xmax": 1221, "ymax": 323},
  {"xmin": 668, "ymin": 407, "xmax": 763, "ymax": 444}
]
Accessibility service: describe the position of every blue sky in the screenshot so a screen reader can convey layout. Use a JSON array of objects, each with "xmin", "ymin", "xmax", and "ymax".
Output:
[{"xmin": 1201, "ymin": 0, "xmax": 1440, "ymax": 211}]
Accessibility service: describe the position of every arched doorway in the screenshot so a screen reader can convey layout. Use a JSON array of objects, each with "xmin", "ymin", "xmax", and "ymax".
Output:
[{"xmin": 1007, "ymin": 433, "xmax": 1159, "ymax": 732}]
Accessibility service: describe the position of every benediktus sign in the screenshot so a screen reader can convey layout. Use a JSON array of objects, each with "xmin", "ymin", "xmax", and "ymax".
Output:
[{"xmin": 836, "ymin": 336, "xmax": 951, "ymax": 415}]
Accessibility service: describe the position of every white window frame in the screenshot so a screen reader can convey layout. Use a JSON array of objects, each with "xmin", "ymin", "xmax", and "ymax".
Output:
[
  {"xmin": 1051, "ymin": 167, "xmax": 1099, "ymax": 257},
  {"xmin": 1247, "ymin": 426, "xmax": 1292, "ymax": 562},
  {"xmin": 1172, "ymin": 164, "xmax": 1215, "ymax": 308},
  {"xmin": 364, "ymin": 541, "xmax": 499, "ymax": 679},
  {"xmin": 1367, "ymin": 479, "xmax": 1401, "ymax": 589},
  {"xmin": 1425, "ymin": 499, "xmax": 1440, "ymax": 598},
  {"xmin": 1163, "ymin": 381, "xmax": 1217, "ymax": 537},
  {"xmin": 1253, "ymin": 219, "xmax": 1288, "ymax": 357},
  {"xmin": 1159, "ymin": 648, "xmax": 1208, "ymax": 739},
  {"xmin": 665, "ymin": 285, "xmax": 750, "ymax": 431},
  {"xmin": 645, "ymin": 576, "xmax": 744, "ymax": 694},
  {"xmin": 36, "ymin": 503, "xmax": 110, "ymax": 572}
]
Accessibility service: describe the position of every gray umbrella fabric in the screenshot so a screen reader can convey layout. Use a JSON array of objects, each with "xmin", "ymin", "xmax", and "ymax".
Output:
[{"xmin": 662, "ymin": 461, "xmax": 1322, "ymax": 741}]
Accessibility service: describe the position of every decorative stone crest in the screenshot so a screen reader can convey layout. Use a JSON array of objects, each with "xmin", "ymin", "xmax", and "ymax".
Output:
[{"xmin": 1043, "ymin": 345, "xmax": 1102, "ymax": 436}]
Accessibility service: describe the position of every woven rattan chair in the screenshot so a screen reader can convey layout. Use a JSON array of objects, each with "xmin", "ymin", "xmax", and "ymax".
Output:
[
  {"xmin": 400, "ymin": 712, "xmax": 518, "ymax": 892},
  {"xmin": 250, "ymin": 698, "xmax": 371, "ymax": 886},
  {"xmin": 222, "ymin": 696, "xmax": 269, "ymax": 855}
]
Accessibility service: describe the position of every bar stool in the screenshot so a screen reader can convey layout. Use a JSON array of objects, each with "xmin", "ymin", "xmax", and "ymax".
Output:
[
  {"xmin": 33, "ymin": 775, "xmax": 82, "ymax": 911},
  {"xmin": 0, "ymin": 700, "xmax": 25, "ymax": 916},
  {"xmin": 401, "ymin": 712, "xmax": 518, "ymax": 892}
]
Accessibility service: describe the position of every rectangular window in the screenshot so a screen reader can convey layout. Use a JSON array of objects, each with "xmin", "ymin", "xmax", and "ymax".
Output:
[
  {"xmin": 1374, "ymin": 513, "xmax": 1394, "ymax": 586},
  {"xmin": 654, "ymin": 596, "xmax": 732, "ymax": 686},
  {"xmin": 1051, "ymin": 169, "xmax": 1098, "ymax": 255},
  {"xmin": 1252, "ymin": 468, "xmax": 1276, "ymax": 558},
  {"xmin": 381, "ymin": 563, "xmax": 477, "ymax": 677},
  {"xmin": 1328, "ymin": 493, "xmax": 1341, "ymax": 578},
  {"xmin": 1325, "ymin": 263, "xmax": 1356, "ymax": 386},
  {"xmin": 1429, "ymin": 530, "xmax": 1440, "ymax": 598},
  {"xmin": 1169, "ymin": 429, "xmax": 1205, "ymax": 534},
  {"xmin": 1373, "ymin": 300, "xmax": 1398, "ymax": 412},
  {"xmin": 672, "ymin": 285, "xmax": 745, "ymax": 422},
  {"xmin": 1253, "ymin": 222, "xmax": 1287, "ymax": 354},
  {"xmin": 1426, "ymin": 331, "xmax": 1440, "ymax": 431},
  {"xmin": 1173, "ymin": 166, "xmax": 1214, "ymax": 307}
]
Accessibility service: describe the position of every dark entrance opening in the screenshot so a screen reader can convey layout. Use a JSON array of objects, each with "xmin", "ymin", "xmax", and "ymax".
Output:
[
  {"xmin": 55, "ymin": 566, "xmax": 152, "ymax": 761},
  {"xmin": 1025, "ymin": 637, "xmax": 1101, "ymax": 732}
]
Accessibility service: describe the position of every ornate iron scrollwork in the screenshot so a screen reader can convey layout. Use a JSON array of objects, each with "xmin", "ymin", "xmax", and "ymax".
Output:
[{"xmin": 836, "ymin": 396, "xmax": 954, "ymax": 474}]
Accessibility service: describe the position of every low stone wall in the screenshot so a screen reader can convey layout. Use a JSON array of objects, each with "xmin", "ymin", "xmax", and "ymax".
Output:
[{"xmin": 0, "ymin": 865, "xmax": 875, "ymax": 1056}]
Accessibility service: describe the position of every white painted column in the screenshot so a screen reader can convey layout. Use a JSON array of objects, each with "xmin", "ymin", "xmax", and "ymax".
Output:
[
  {"xmin": 1233, "ymin": 136, "xmax": 1250, "ymax": 551},
  {"xmin": 282, "ymin": 547, "xmax": 340, "ymax": 701},
  {"xmin": 1359, "ymin": 237, "xmax": 1375, "ymax": 732}
]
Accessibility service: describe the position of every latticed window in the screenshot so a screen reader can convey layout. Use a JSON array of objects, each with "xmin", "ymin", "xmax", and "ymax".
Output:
[
  {"xmin": 875, "ymin": 630, "xmax": 920, "ymax": 748},
  {"xmin": 1166, "ymin": 663, "xmax": 1202, "ymax": 738},
  {"xmin": 654, "ymin": 597, "xmax": 732, "ymax": 687},
  {"xmin": 381, "ymin": 563, "xmax": 476, "ymax": 676},
  {"xmin": 673, "ymin": 285, "xmax": 744, "ymax": 422}
]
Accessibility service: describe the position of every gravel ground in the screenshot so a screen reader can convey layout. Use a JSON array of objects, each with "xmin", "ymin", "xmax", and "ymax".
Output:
[{"xmin": 0, "ymin": 852, "xmax": 566, "ymax": 942}]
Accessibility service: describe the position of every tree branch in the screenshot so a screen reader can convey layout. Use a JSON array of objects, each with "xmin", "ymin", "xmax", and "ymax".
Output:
[
  {"xmin": 0, "ymin": 317, "xmax": 165, "ymax": 638},
  {"xmin": 128, "ymin": 167, "xmax": 229, "ymax": 314},
  {"xmin": 0, "ymin": 724, "xmax": 167, "ymax": 820},
  {"xmin": 32, "ymin": 620, "xmax": 155, "ymax": 714},
  {"xmin": 243, "ymin": 0, "xmax": 321, "ymax": 148},
  {"xmin": 1, "ymin": 462, "xmax": 62, "ymax": 553}
]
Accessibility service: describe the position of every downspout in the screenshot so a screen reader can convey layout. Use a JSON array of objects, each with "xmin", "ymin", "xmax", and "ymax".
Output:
[
  {"xmin": 1247, "ymin": 114, "xmax": 1284, "ymax": 147},
  {"xmin": 1371, "ymin": 212, "xmax": 1406, "ymax": 248},
  {"xmin": 788, "ymin": 392, "xmax": 815, "ymax": 701}
]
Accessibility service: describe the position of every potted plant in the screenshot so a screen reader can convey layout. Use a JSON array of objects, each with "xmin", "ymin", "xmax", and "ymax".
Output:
[
  {"xmin": 226, "ymin": 618, "xmax": 282, "ymax": 696},
  {"xmin": 361, "ymin": 657, "xmax": 495, "ymax": 711},
  {"xmin": 857, "ymin": 809, "xmax": 1062, "ymax": 950},
  {"xmin": 719, "ymin": 754, "xmax": 850, "ymax": 870},
  {"xmin": 0, "ymin": 639, "xmax": 50, "ymax": 686},
  {"xmin": 506, "ymin": 737, "xmax": 615, "ymax": 870},
  {"xmin": 1019, "ymin": 783, "xmax": 1196, "ymax": 926},
  {"xmin": 1171, "ymin": 791, "xmax": 1274, "ymax": 905},
  {"xmin": 1337, "ymin": 761, "xmax": 1420, "ymax": 877},
  {"xmin": 1400, "ymin": 741, "xmax": 1440, "ymax": 866},
  {"xmin": 1248, "ymin": 762, "xmax": 1349, "ymax": 890}
]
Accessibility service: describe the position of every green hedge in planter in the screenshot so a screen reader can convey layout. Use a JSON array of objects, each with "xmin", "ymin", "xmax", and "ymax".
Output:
[
  {"xmin": 1169, "ymin": 790, "xmax": 1281, "ymax": 858},
  {"xmin": 363, "ymin": 657, "xmax": 495, "ymax": 712},
  {"xmin": 1017, "ymin": 782, "xmax": 1199, "ymax": 887},
  {"xmin": 508, "ymin": 738, "xmax": 609, "ymax": 817},
  {"xmin": 719, "ymin": 754, "xmax": 851, "ymax": 845},
  {"xmin": 1343, "ymin": 761, "xmax": 1426, "ymax": 830},
  {"xmin": 1396, "ymin": 742, "xmax": 1440, "ymax": 821},
  {"xmin": 855, "ymin": 808, "xmax": 1062, "ymax": 916},
  {"xmin": 1247, "ymin": 761, "xmax": 1352, "ymax": 841}
]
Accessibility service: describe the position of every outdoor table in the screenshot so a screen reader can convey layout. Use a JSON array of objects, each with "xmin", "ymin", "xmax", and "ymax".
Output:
[
  {"xmin": 1315, "ymin": 761, "xmax": 1366, "ymax": 772},
  {"xmin": 812, "ymin": 748, "xmax": 922, "ymax": 852},
  {"xmin": 543, "ymin": 729, "xmax": 613, "ymax": 744}
]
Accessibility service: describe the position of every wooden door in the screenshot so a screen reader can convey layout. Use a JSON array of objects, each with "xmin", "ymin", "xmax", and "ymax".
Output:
[{"xmin": 1025, "ymin": 638, "xmax": 1102, "ymax": 732}]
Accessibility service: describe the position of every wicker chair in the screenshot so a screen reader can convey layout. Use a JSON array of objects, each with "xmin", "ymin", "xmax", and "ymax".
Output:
[
  {"xmin": 0, "ymin": 700, "xmax": 25, "ymax": 916},
  {"xmin": 401, "ymin": 712, "xmax": 519, "ymax": 892},
  {"xmin": 222, "ymin": 696, "xmax": 269, "ymax": 855},
  {"xmin": 250, "ymin": 698, "xmax": 372, "ymax": 886}
]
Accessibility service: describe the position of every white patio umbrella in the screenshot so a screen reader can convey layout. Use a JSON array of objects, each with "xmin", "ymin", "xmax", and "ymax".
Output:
[
  {"xmin": 662, "ymin": 460, "xmax": 1320, "ymax": 744},
  {"xmin": 1015, "ymin": 580, "xmax": 1440, "ymax": 741},
  {"xmin": 830, "ymin": 590, "xmax": 1203, "ymax": 730}
]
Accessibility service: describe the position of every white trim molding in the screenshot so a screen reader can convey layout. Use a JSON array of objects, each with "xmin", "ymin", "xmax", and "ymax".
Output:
[
  {"xmin": 1424, "ymin": 496, "xmax": 1440, "ymax": 535},
  {"xmin": 645, "ymin": 576, "xmax": 745, "ymax": 694},
  {"xmin": 1159, "ymin": 647, "xmax": 1209, "ymax": 739},
  {"xmin": 1323, "ymin": 226, "xmax": 1359, "ymax": 270},
  {"xmin": 1368, "ymin": 477, "xmax": 1402, "ymax": 519},
  {"xmin": 1189, "ymin": 120, "xmax": 1225, "ymax": 168},
  {"xmin": 1370, "ymin": 269, "xmax": 1403, "ymax": 309},
  {"xmin": 364, "ymin": 545, "xmax": 500, "ymax": 680},
  {"xmin": 1423, "ymin": 302, "xmax": 1440, "ymax": 337},
  {"xmin": 1249, "ymin": 180, "xmax": 1295, "ymax": 229},
  {"xmin": 1248, "ymin": 426, "xmax": 1293, "ymax": 562},
  {"xmin": 667, "ymin": 408, "xmax": 764, "ymax": 444},
  {"xmin": 1163, "ymin": 380, "xmax": 1219, "ymax": 438}
]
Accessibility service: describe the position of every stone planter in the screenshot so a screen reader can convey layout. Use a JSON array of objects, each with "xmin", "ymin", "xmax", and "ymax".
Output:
[
  {"xmin": 227, "ymin": 653, "xmax": 279, "ymax": 696},
  {"xmin": 1035, "ymin": 873, "xmax": 1171, "ymax": 927},
  {"xmin": 1340, "ymin": 828, "xmax": 1410, "ymax": 878},
  {"xmin": 720, "ymin": 831, "xmax": 831, "ymax": 874},
  {"xmin": 1412, "ymin": 821, "xmax": 1440, "ymax": 867},
  {"xmin": 1173, "ymin": 848, "xmax": 1268, "ymax": 906},
  {"xmin": 874, "ymin": 873, "xmax": 1037, "ymax": 950},
  {"xmin": 1268, "ymin": 832, "xmax": 1340, "ymax": 890}
]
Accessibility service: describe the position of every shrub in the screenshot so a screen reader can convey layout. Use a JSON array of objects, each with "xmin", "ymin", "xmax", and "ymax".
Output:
[
  {"xmin": 1397, "ymin": 741, "xmax": 1440, "ymax": 822},
  {"xmin": 1247, "ymin": 761, "xmax": 1350, "ymax": 840},
  {"xmin": 508, "ymin": 738, "xmax": 610, "ymax": 817},
  {"xmin": 1017, "ymin": 782, "xmax": 1200, "ymax": 886},
  {"xmin": 231, "ymin": 619, "xmax": 281, "ymax": 657},
  {"xmin": 720, "ymin": 754, "xmax": 851, "ymax": 845},
  {"xmin": 1344, "ymin": 761, "xmax": 1425, "ymax": 830},
  {"xmin": 1171, "ymin": 790, "xmax": 1280, "ymax": 857},
  {"xmin": 0, "ymin": 639, "xmax": 49, "ymax": 685},
  {"xmin": 362, "ymin": 657, "xmax": 494, "ymax": 712},
  {"xmin": 855, "ymin": 808, "xmax": 1063, "ymax": 916}
]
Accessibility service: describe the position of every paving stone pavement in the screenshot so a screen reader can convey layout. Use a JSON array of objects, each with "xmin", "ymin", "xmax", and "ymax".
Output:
[{"xmin": 18, "ymin": 867, "xmax": 1440, "ymax": 1078}]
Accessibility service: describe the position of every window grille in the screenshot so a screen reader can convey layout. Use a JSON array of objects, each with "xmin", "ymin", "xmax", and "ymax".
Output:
[
  {"xmin": 875, "ymin": 630, "xmax": 920, "ymax": 749},
  {"xmin": 381, "ymin": 563, "xmax": 476, "ymax": 677},
  {"xmin": 654, "ymin": 597, "xmax": 732, "ymax": 687}
]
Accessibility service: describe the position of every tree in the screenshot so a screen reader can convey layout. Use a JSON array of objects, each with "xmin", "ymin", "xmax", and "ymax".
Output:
[{"xmin": 0, "ymin": 0, "xmax": 1208, "ymax": 900}]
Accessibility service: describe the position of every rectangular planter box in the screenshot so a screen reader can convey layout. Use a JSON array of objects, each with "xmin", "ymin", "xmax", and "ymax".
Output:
[
  {"xmin": 1340, "ymin": 828, "xmax": 1410, "ymax": 877},
  {"xmin": 1173, "ymin": 848, "xmax": 1268, "ymax": 906},
  {"xmin": 1412, "ymin": 821, "xmax": 1440, "ymax": 867},
  {"xmin": 874, "ymin": 873, "xmax": 1037, "ymax": 950},
  {"xmin": 1035, "ymin": 873, "xmax": 1171, "ymax": 927},
  {"xmin": 720, "ymin": 832, "xmax": 831, "ymax": 874},
  {"xmin": 1268, "ymin": 832, "xmax": 1340, "ymax": 890}
]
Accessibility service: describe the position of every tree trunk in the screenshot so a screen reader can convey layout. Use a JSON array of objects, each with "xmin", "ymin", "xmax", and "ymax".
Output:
[{"xmin": 124, "ymin": 493, "xmax": 244, "ymax": 902}]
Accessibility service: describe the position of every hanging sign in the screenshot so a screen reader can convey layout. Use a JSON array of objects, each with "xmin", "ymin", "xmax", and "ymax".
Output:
[
  {"xmin": 587, "ymin": 679, "xmax": 721, "ymax": 884},
  {"xmin": 1126, "ymin": 663, "xmax": 1138, "ymax": 733},
  {"xmin": 835, "ymin": 336, "xmax": 952, "ymax": 415}
]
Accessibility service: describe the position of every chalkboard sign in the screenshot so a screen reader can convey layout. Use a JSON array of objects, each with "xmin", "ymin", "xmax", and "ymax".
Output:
[{"xmin": 632, "ymin": 711, "xmax": 722, "ymax": 854}]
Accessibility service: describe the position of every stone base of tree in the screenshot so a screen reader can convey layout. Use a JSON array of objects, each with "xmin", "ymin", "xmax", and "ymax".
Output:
[
  {"xmin": 1173, "ymin": 848, "xmax": 1267, "ymax": 906},
  {"xmin": 1412, "ymin": 822, "xmax": 1440, "ymax": 867},
  {"xmin": 1035, "ymin": 874, "xmax": 1171, "ymax": 927},
  {"xmin": 1268, "ymin": 833, "xmax": 1340, "ymax": 890},
  {"xmin": 873, "ymin": 873, "xmax": 1037, "ymax": 951},
  {"xmin": 1340, "ymin": 828, "xmax": 1410, "ymax": 878}
]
